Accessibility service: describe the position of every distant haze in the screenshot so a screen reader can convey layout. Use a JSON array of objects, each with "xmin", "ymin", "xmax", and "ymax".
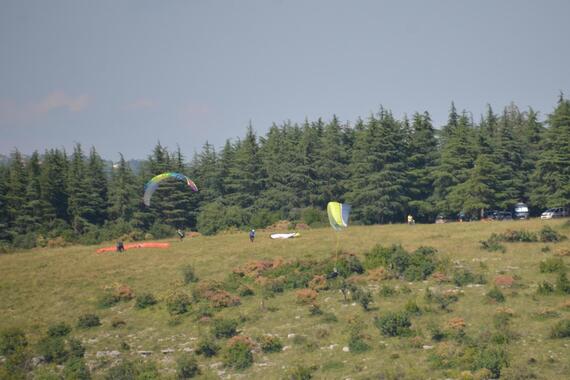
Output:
[{"xmin": 1, "ymin": 0, "xmax": 569, "ymax": 160}]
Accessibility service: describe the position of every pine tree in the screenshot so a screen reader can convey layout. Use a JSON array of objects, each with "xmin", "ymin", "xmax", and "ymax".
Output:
[
  {"xmin": 346, "ymin": 109, "xmax": 409, "ymax": 224},
  {"xmin": 18, "ymin": 151, "xmax": 52, "ymax": 232},
  {"xmin": 433, "ymin": 112, "xmax": 477, "ymax": 214},
  {"xmin": 0, "ymin": 165, "xmax": 11, "ymax": 241},
  {"xmin": 314, "ymin": 115, "xmax": 349, "ymax": 207},
  {"xmin": 224, "ymin": 125, "xmax": 263, "ymax": 209},
  {"xmin": 161, "ymin": 147, "xmax": 192, "ymax": 228},
  {"xmin": 5, "ymin": 150, "xmax": 28, "ymax": 235},
  {"xmin": 41, "ymin": 149, "xmax": 69, "ymax": 222},
  {"xmin": 407, "ymin": 112, "xmax": 438, "ymax": 221},
  {"xmin": 85, "ymin": 147, "xmax": 108, "ymax": 225},
  {"xmin": 108, "ymin": 153, "xmax": 138, "ymax": 221},
  {"xmin": 67, "ymin": 144, "xmax": 92, "ymax": 233},
  {"xmin": 531, "ymin": 97, "xmax": 570, "ymax": 208}
]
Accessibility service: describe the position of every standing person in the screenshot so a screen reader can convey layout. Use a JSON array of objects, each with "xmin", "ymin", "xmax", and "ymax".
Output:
[
  {"xmin": 407, "ymin": 214, "xmax": 415, "ymax": 225},
  {"xmin": 116, "ymin": 240, "xmax": 125, "ymax": 252},
  {"xmin": 249, "ymin": 229, "xmax": 255, "ymax": 243},
  {"xmin": 177, "ymin": 228, "xmax": 185, "ymax": 241}
]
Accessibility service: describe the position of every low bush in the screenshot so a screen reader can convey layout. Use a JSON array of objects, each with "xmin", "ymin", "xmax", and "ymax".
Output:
[
  {"xmin": 500, "ymin": 229, "xmax": 538, "ymax": 242},
  {"xmin": 195, "ymin": 337, "xmax": 220, "ymax": 357},
  {"xmin": 550, "ymin": 319, "xmax": 570, "ymax": 338},
  {"xmin": 37, "ymin": 336, "xmax": 68, "ymax": 364},
  {"xmin": 111, "ymin": 318, "xmax": 126, "ymax": 328},
  {"xmin": 378, "ymin": 285, "xmax": 397, "ymax": 297},
  {"xmin": 176, "ymin": 354, "xmax": 200, "ymax": 379},
  {"xmin": 77, "ymin": 314, "xmax": 101, "ymax": 329},
  {"xmin": 353, "ymin": 288, "xmax": 373, "ymax": 311},
  {"xmin": 470, "ymin": 345, "xmax": 509, "ymax": 378},
  {"xmin": 347, "ymin": 318, "xmax": 370, "ymax": 353},
  {"xmin": 539, "ymin": 226, "xmax": 565, "ymax": 242},
  {"xmin": 237, "ymin": 285, "xmax": 254, "ymax": 297},
  {"xmin": 63, "ymin": 358, "xmax": 91, "ymax": 380},
  {"xmin": 486, "ymin": 287, "xmax": 505, "ymax": 303},
  {"xmin": 258, "ymin": 335, "xmax": 283, "ymax": 353},
  {"xmin": 223, "ymin": 336, "xmax": 254, "ymax": 369},
  {"xmin": 404, "ymin": 299, "xmax": 422, "ymax": 316},
  {"xmin": 453, "ymin": 269, "xmax": 486, "ymax": 287},
  {"xmin": 135, "ymin": 292, "xmax": 157, "ymax": 309},
  {"xmin": 537, "ymin": 281, "xmax": 555, "ymax": 295},
  {"xmin": 97, "ymin": 293, "xmax": 120, "ymax": 308},
  {"xmin": 480, "ymin": 235, "xmax": 506, "ymax": 253},
  {"xmin": 68, "ymin": 338, "xmax": 86, "ymax": 359},
  {"xmin": 287, "ymin": 364, "xmax": 316, "ymax": 379},
  {"xmin": 374, "ymin": 312, "xmax": 412, "ymax": 337},
  {"xmin": 0, "ymin": 328, "xmax": 27, "ymax": 356},
  {"xmin": 556, "ymin": 272, "xmax": 570, "ymax": 294},
  {"xmin": 212, "ymin": 318, "xmax": 238, "ymax": 339},
  {"xmin": 364, "ymin": 244, "xmax": 438, "ymax": 280},
  {"xmin": 166, "ymin": 292, "xmax": 192, "ymax": 315},
  {"xmin": 47, "ymin": 322, "xmax": 71, "ymax": 337},
  {"xmin": 104, "ymin": 360, "xmax": 159, "ymax": 380},
  {"xmin": 539, "ymin": 257, "xmax": 565, "ymax": 273},
  {"xmin": 182, "ymin": 265, "xmax": 198, "ymax": 284}
]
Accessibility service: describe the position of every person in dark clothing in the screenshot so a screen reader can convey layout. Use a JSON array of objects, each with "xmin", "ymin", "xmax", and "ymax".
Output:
[
  {"xmin": 249, "ymin": 229, "xmax": 255, "ymax": 242},
  {"xmin": 177, "ymin": 229, "xmax": 185, "ymax": 241},
  {"xmin": 116, "ymin": 240, "xmax": 125, "ymax": 252}
]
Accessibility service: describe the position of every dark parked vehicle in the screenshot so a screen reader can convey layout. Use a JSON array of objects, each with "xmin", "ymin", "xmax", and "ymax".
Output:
[
  {"xmin": 483, "ymin": 210, "xmax": 512, "ymax": 221},
  {"xmin": 513, "ymin": 203, "xmax": 529, "ymax": 220}
]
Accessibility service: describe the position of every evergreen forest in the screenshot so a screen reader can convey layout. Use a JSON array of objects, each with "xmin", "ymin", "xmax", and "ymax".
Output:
[{"xmin": 1, "ymin": 98, "xmax": 569, "ymax": 251}]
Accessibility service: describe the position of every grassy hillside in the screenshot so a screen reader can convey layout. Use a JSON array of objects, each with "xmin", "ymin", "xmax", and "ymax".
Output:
[{"xmin": 1, "ymin": 219, "xmax": 569, "ymax": 379}]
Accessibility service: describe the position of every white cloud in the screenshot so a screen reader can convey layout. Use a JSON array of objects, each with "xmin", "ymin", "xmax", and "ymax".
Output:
[{"xmin": 0, "ymin": 91, "xmax": 89, "ymax": 124}]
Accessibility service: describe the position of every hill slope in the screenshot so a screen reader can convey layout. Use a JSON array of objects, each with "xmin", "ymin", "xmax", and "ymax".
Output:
[{"xmin": 1, "ymin": 219, "xmax": 569, "ymax": 379}]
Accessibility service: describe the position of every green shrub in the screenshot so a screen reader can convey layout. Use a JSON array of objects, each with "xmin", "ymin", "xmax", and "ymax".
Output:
[
  {"xmin": 556, "ymin": 272, "xmax": 570, "ymax": 294},
  {"xmin": 302, "ymin": 207, "xmax": 327, "ymax": 227},
  {"xmin": 176, "ymin": 354, "xmax": 200, "ymax": 378},
  {"xmin": 63, "ymin": 358, "xmax": 91, "ymax": 380},
  {"xmin": 453, "ymin": 269, "xmax": 486, "ymax": 287},
  {"xmin": 250, "ymin": 209, "xmax": 281, "ymax": 229},
  {"xmin": 104, "ymin": 359, "xmax": 158, "ymax": 380},
  {"xmin": 98, "ymin": 293, "xmax": 120, "ymax": 308},
  {"xmin": 480, "ymin": 235, "xmax": 506, "ymax": 253},
  {"xmin": 287, "ymin": 364, "xmax": 316, "ymax": 380},
  {"xmin": 37, "ymin": 336, "xmax": 68, "ymax": 364},
  {"xmin": 195, "ymin": 337, "xmax": 220, "ymax": 357},
  {"xmin": 148, "ymin": 222, "xmax": 175, "ymax": 239},
  {"xmin": 238, "ymin": 285, "xmax": 254, "ymax": 297},
  {"xmin": 404, "ymin": 299, "xmax": 422, "ymax": 316},
  {"xmin": 259, "ymin": 335, "xmax": 283, "ymax": 353},
  {"xmin": 212, "ymin": 318, "xmax": 238, "ymax": 339},
  {"xmin": 378, "ymin": 285, "xmax": 397, "ymax": 297},
  {"xmin": 539, "ymin": 226, "xmax": 565, "ymax": 242},
  {"xmin": 550, "ymin": 319, "xmax": 570, "ymax": 338},
  {"xmin": 537, "ymin": 281, "xmax": 555, "ymax": 295},
  {"xmin": 427, "ymin": 323, "xmax": 446, "ymax": 342},
  {"xmin": 351, "ymin": 288, "xmax": 372, "ymax": 311},
  {"xmin": 325, "ymin": 253, "xmax": 364, "ymax": 278},
  {"xmin": 486, "ymin": 287, "xmax": 505, "ymax": 303},
  {"xmin": 223, "ymin": 338, "xmax": 253, "ymax": 369},
  {"xmin": 77, "ymin": 314, "xmax": 101, "ymax": 329},
  {"xmin": 135, "ymin": 293, "xmax": 157, "ymax": 309},
  {"xmin": 47, "ymin": 322, "xmax": 71, "ymax": 337},
  {"xmin": 197, "ymin": 202, "xmax": 251, "ymax": 236},
  {"xmin": 0, "ymin": 328, "xmax": 27, "ymax": 356},
  {"xmin": 471, "ymin": 345, "xmax": 509, "ymax": 378},
  {"xmin": 500, "ymin": 229, "xmax": 538, "ymax": 242},
  {"xmin": 374, "ymin": 312, "xmax": 412, "ymax": 337},
  {"xmin": 182, "ymin": 265, "xmax": 198, "ymax": 284},
  {"xmin": 68, "ymin": 338, "xmax": 85, "ymax": 359},
  {"xmin": 364, "ymin": 244, "xmax": 438, "ymax": 280},
  {"xmin": 539, "ymin": 257, "xmax": 566, "ymax": 273},
  {"xmin": 166, "ymin": 292, "xmax": 191, "ymax": 315}
]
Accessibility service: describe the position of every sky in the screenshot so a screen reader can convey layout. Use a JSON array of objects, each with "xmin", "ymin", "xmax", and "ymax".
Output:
[{"xmin": 1, "ymin": 0, "xmax": 569, "ymax": 161}]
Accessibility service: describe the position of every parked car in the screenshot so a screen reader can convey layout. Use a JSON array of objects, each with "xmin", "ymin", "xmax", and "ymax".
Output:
[
  {"xmin": 482, "ymin": 210, "xmax": 498, "ymax": 220},
  {"xmin": 541, "ymin": 207, "xmax": 569, "ymax": 219},
  {"xmin": 513, "ymin": 203, "xmax": 529, "ymax": 220},
  {"xmin": 495, "ymin": 211, "xmax": 513, "ymax": 221}
]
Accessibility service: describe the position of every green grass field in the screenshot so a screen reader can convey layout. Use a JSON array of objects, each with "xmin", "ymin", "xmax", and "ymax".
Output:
[{"xmin": 1, "ymin": 219, "xmax": 569, "ymax": 379}]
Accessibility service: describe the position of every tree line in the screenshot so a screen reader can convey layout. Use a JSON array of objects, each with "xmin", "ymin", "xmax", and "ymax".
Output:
[{"xmin": 0, "ymin": 97, "xmax": 569, "ymax": 250}]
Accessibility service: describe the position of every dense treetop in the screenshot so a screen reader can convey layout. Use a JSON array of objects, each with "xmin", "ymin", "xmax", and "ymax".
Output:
[{"xmin": 1, "ymin": 98, "xmax": 569, "ymax": 249}]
